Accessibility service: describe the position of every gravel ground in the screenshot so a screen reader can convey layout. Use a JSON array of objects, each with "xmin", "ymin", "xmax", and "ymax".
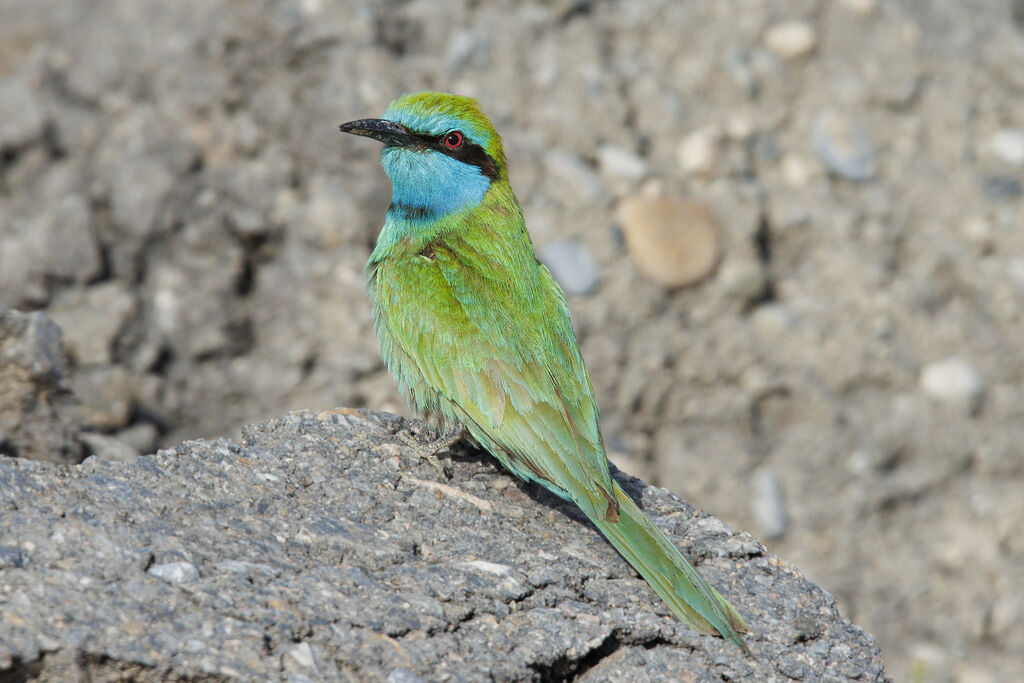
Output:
[
  {"xmin": 1, "ymin": 1, "xmax": 1023, "ymax": 680},
  {"xmin": 0, "ymin": 410, "xmax": 887, "ymax": 681}
]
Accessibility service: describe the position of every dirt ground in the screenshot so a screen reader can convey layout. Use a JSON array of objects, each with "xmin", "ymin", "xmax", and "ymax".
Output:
[{"xmin": 2, "ymin": 1, "xmax": 1022, "ymax": 680}]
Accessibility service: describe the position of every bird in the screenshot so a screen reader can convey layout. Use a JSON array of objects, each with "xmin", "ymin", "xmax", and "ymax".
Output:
[{"xmin": 339, "ymin": 91, "xmax": 749, "ymax": 651}]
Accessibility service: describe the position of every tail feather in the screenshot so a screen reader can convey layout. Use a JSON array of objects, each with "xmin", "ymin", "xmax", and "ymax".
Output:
[{"xmin": 588, "ymin": 481, "xmax": 749, "ymax": 652}]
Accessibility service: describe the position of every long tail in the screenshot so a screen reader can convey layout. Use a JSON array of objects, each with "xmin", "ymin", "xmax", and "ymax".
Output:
[{"xmin": 588, "ymin": 481, "xmax": 749, "ymax": 652}]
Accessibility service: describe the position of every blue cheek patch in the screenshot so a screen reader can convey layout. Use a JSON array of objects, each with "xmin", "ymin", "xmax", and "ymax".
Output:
[{"xmin": 381, "ymin": 147, "xmax": 492, "ymax": 218}]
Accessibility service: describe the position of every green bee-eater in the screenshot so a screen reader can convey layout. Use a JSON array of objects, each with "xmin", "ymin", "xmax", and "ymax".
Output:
[{"xmin": 339, "ymin": 92, "xmax": 748, "ymax": 650}]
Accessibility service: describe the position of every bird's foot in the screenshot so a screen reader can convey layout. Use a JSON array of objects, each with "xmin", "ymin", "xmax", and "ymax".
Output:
[
  {"xmin": 400, "ymin": 421, "xmax": 465, "ymax": 456},
  {"xmin": 399, "ymin": 422, "xmax": 466, "ymax": 477}
]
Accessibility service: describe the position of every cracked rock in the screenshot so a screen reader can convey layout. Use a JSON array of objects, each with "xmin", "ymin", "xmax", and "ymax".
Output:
[{"xmin": 0, "ymin": 410, "xmax": 888, "ymax": 681}]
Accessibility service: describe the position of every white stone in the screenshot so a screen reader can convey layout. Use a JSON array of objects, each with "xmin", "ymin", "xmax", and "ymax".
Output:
[
  {"xmin": 987, "ymin": 128, "xmax": 1024, "ymax": 167},
  {"xmin": 596, "ymin": 144, "xmax": 648, "ymax": 181},
  {"xmin": 148, "ymin": 561, "xmax": 200, "ymax": 584},
  {"xmin": 750, "ymin": 466, "xmax": 788, "ymax": 539},
  {"xmin": 920, "ymin": 356, "xmax": 985, "ymax": 416},
  {"xmin": 836, "ymin": 0, "xmax": 877, "ymax": 14},
  {"xmin": 763, "ymin": 20, "xmax": 817, "ymax": 60},
  {"xmin": 677, "ymin": 127, "xmax": 719, "ymax": 176}
]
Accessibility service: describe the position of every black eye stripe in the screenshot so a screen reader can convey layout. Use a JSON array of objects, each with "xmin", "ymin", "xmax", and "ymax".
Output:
[{"xmin": 407, "ymin": 131, "xmax": 499, "ymax": 180}]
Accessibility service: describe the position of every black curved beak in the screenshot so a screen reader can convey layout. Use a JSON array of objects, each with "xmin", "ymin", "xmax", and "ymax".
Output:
[{"xmin": 338, "ymin": 118, "xmax": 415, "ymax": 147}]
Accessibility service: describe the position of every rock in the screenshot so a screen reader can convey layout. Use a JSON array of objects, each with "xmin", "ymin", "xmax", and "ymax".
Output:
[
  {"xmin": 677, "ymin": 126, "xmax": 720, "ymax": 177},
  {"xmin": 48, "ymin": 283, "xmax": 138, "ymax": 367},
  {"xmin": 0, "ymin": 308, "xmax": 82, "ymax": 464},
  {"xmin": 617, "ymin": 197, "xmax": 721, "ymax": 288},
  {"xmin": 837, "ymin": 0, "xmax": 877, "ymax": 14},
  {"xmin": 779, "ymin": 152, "xmax": 817, "ymax": 187},
  {"xmin": 148, "ymin": 561, "xmax": 200, "ymax": 584},
  {"xmin": 79, "ymin": 432, "xmax": 141, "ymax": 463},
  {"xmin": 763, "ymin": 20, "xmax": 817, "ymax": 60},
  {"xmin": 596, "ymin": 144, "xmax": 648, "ymax": 181},
  {"xmin": 986, "ymin": 129, "xmax": 1024, "ymax": 167},
  {"xmin": 445, "ymin": 30, "xmax": 489, "ymax": 73},
  {"xmin": 539, "ymin": 239, "xmax": 600, "ymax": 295},
  {"xmin": 24, "ymin": 195, "xmax": 104, "ymax": 286},
  {"xmin": 0, "ymin": 410, "xmax": 890, "ymax": 681},
  {"xmin": 70, "ymin": 365, "xmax": 138, "ymax": 431},
  {"xmin": 750, "ymin": 466, "xmax": 788, "ymax": 540},
  {"xmin": 920, "ymin": 356, "xmax": 985, "ymax": 416},
  {"xmin": 545, "ymin": 150, "xmax": 605, "ymax": 202},
  {"xmin": 751, "ymin": 304, "xmax": 797, "ymax": 340},
  {"xmin": 811, "ymin": 109, "xmax": 879, "ymax": 181},
  {"xmin": 0, "ymin": 76, "xmax": 46, "ymax": 150},
  {"xmin": 980, "ymin": 174, "xmax": 1023, "ymax": 200}
]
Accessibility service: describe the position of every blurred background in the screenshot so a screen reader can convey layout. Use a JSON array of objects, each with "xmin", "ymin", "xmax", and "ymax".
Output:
[{"xmin": 2, "ymin": 0, "xmax": 1023, "ymax": 680}]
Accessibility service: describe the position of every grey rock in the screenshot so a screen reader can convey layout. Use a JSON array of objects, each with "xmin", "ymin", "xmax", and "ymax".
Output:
[
  {"xmin": 980, "ymin": 174, "xmax": 1023, "ymax": 200},
  {"xmin": 539, "ymin": 239, "xmax": 600, "ymax": 296},
  {"xmin": 545, "ymin": 150, "xmax": 606, "ymax": 201},
  {"xmin": 69, "ymin": 365, "xmax": 138, "ymax": 431},
  {"xmin": 79, "ymin": 432, "xmax": 140, "ymax": 463},
  {"xmin": 596, "ymin": 144, "xmax": 648, "ymax": 181},
  {"xmin": 147, "ymin": 561, "xmax": 200, "ymax": 584},
  {"xmin": 48, "ymin": 282, "xmax": 138, "ymax": 367},
  {"xmin": 750, "ymin": 466, "xmax": 788, "ymax": 540},
  {"xmin": 0, "ymin": 307, "xmax": 82, "ymax": 464},
  {"xmin": 0, "ymin": 75, "xmax": 46, "ymax": 150},
  {"xmin": 0, "ymin": 410, "xmax": 889, "ymax": 681},
  {"xmin": 811, "ymin": 109, "xmax": 879, "ymax": 181}
]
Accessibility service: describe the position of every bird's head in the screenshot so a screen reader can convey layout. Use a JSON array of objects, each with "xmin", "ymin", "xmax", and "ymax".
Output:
[{"xmin": 339, "ymin": 92, "xmax": 507, "ymax": 221}]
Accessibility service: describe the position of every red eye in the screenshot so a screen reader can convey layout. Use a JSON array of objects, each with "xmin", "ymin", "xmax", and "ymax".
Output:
[{"xmin": 444, "ymin": 131, "xmax": 464, "ymax": 149}]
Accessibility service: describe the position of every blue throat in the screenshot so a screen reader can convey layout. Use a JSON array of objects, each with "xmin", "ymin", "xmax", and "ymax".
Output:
[{"xmin": 381, "ymin": 145, "xmax": 492, "ymax": 223}]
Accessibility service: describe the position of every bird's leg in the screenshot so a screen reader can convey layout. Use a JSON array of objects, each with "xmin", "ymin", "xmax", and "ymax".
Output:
[{"xmin": 399, "ymin": 421, "xmax": 466, "ymax": 477}]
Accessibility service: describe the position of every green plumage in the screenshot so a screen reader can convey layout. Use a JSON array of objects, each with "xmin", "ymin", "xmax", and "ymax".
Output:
[{"xmin": 344, "ymin": 92, "xmax": 748, "ymax": 651}]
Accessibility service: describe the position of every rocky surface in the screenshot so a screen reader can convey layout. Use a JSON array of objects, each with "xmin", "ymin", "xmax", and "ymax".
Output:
[
  {"xmin": 0, "ymin": 410, "xmax": 887, "ymax": 681},
  {"xmin": 0, "ymin": 308, "xmax": 81, "ymax": 464},
  {"xmin": 1, "ymin": 0, "xmax": 1023, "ymax": 680}
]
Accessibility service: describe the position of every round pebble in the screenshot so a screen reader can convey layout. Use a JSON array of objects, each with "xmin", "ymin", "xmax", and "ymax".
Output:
[
  {"xmin": 987, "ymin": 129, "xmax": 1024, "ymax": 167},
  {"xmin": 763, "ymin": 20, "xmax": 817, "ymax": 60},
  {"xmin": 811, "ymin": 109, "xmax": 879, "ymax": 181},
  {"xmin": 616, "ymin": 197, "xmax": 721, "ymax": 288},
  {"xmin": 596, "ymin": 144, "xmax": 648, "ymax": 181},
  {"xmin": 677, "ymin": 127, "xmax": 720, "ymax": 176},
  {"xmin": 920, "ymin": 356, "xmax": 985, "ymax": 416},
  {"xmin": 750, "ymin": 466, "xmax": 788, "ymax": 539},
  {"xmin": 837, "ymin": 0, "xmax": 877, "ymax": 14},
  {"xmin": 539, "ymin": 239, "xmax": 600, "ymax": 296}
]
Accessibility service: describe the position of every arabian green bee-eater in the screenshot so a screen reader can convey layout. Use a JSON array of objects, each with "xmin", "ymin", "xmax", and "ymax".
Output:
[{"xmin": 339, "ymin": 92, "xmax": 749, "ymax": 650}]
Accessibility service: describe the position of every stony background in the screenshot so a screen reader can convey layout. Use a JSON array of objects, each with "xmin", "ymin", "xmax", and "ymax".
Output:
[
  {"xmin": 0, "ymin": 0, "xmax": 1021, "ymax": 680},
  {"xmin": 0, "ymin": 410, "xmax": 888, "ymax": 681}
]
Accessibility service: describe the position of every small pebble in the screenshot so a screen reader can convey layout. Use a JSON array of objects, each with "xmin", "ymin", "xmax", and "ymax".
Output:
[
  {"xmin": 616, "ymin": 197, "xmax": 721, "ymax": 288},
  {"xmin": 539, "ymin": 239, "xmax": 600, "ymax": 296},
  {"xmin": 960, "ymin": 216, "xmax": 993, "ymax": 250},
  {"xmin": 286, "ymin": 642, "xmax": 319, "ymax": 673},
  {"xmin": 920, "ymin": 356, "xmax": 985, "ymax": 416},
  {"xmin": 837, "ymin": 0, "xmax": 877, "ymax": 14},
  {"xmin": 980, "ymin": 175, "xmax": 1022, "ymax": 200},
  {"xmin": 677, "ymin": 127, "xmax": 720, "ymax": 176},
  {"xmin": 545, "ymin": 150, "xmax": 605, "ymax": 201},
  {"xmin": 986, "ymin": 128, "xmax": 1024, "ymax": 167},
  {"xmin": 780, "ymin": 153, "xmax": 815, "ymax": 187},
  {"xmin": 751, "ymin": 466, "xmax": 788, "ymax": 539},
  {"xmin": 596, "ymin": 144, "xmax": 647, "ymax": 181},
  {"xmin": 811, "ymin": 109, "xmax": 879, "ymax": 181},
  {"xmin": 387, "ymin": 668, "xmax": 426, "ymax": 683},
  {"xmin": 763, "ymin": 20, "xmax": 817, "ymax": 60},
  {"xmin": 79, "ymin": 432, "xmax": 141, "ymax": 463},
  {"xmin": 148, "ymin": 561, "xmax": 200, "ymax": 584}
]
